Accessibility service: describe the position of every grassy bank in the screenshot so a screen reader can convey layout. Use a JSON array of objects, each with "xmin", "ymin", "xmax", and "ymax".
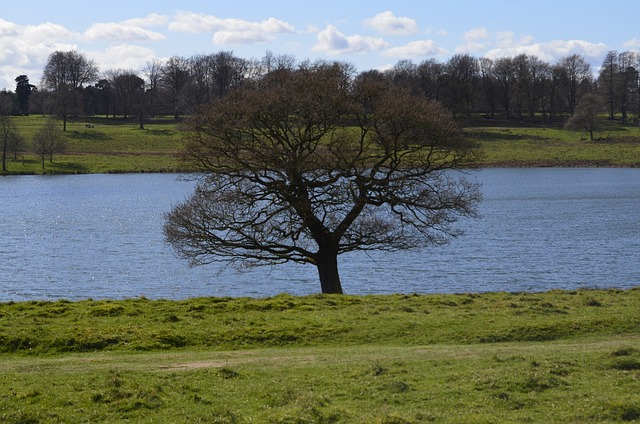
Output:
[
  {"xmin": 2, "ymin": 115, "xmax": 640, "ymax": 174},
  {"xmin": 467, "ymin": 122, "xmax": 640, "ymax": 167},
  {"xmin": 0, "ymin": 289, "xmax": 638, "ymax": 422},
  {"xmin": 4, "ymin": 116, "xmax": 185, "ymax": 174}
]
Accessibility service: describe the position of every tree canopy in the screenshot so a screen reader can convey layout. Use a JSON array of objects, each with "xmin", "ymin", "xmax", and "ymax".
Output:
[{"xmin": 164, "ymin": 62, "xmax": 481, "ymax": 294}]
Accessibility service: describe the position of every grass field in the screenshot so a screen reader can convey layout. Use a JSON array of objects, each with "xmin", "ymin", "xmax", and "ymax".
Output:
[
  {"xmin": 466, "ymin": 121, "xmax": 640, "ymax": 167},
  {"xmin": 4, "ymin": 115, "xmax": 185, "ymax": 174},
  {"xmin": 0, "ymin": 289, "xmax": 638, "ymax": 422},
  {"xmin": 2, "ymin": 115, "xmax": 640, "ymax": 174},
  {"xmin": 2, "ymin": 116, "xmax": 639, "ymax": 422}
]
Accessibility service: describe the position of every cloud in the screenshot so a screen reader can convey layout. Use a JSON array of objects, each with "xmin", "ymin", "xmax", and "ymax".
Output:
[
  {"xmin": 485, "ymin": 38, "xmax": 608, "ymax": 63},
  {"xmin": 0, "ymin": 18, "xmax": 19, "ymax": 37},
  {"xmin": 313, "ymin": 25, "xmax": 388, "ymax": 55},
  {"xmin": 383, "ymin": 40, "xmax": 447, "ymax": 58},
  {"xmin": 454, "ymin": 29, "xmax": 609, "ymax": 65},
  {"xmin": 23, "ymin": 22, "xmax": 76, "ymax": 43},
  {"xmin": 455, "ymin": 27, "xmax": 490, "ymax": 53},
  {"xmin": 363, "ymin": 11, "xmax": 418, "ymax": 35},
  {"xmin": 169, "ymin": 12, "xmax": 294, "ymax": 44},
  {"xmin": 85, "ymin": 23, "xmax": 166, "ymax": 42},
  {"xmin": 122, "ymin": 13, "xmax": 169, "ymax": 28},
  {"xmin": 91, "ymin": 44, "xmax": 158, "ymax": 72},
  {"xmin": 85, "ymin": 13, "xmax": 168, "ymax": 42},
  {"xmin": 623, "ymin": 38, "xmax": 640, "ymax": 50},
  {"xmin": 0, "ymin": 21, "xmax": 80, "ymax": 87}
]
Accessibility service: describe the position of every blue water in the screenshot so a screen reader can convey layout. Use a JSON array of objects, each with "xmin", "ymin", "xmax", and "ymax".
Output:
[{"xmin": 0, "ymin": 168, "xmax": 638, "ymax": 301}]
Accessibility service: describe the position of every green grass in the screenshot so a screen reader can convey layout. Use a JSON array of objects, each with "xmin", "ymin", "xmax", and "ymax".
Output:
[
  {"xmin": 4, "ymin": 115, "xmax": 185, "ymax": 174},
  {"xmin": 0, "ymin": 289, "xmax": 638, "ymax": 422},
  {"xmin": 467, "ymin": 123, "xmax": 640, "ymax": 167},
  {"xmin": 3, "ymin": 115, "xmax": 640, "ymax": 174}
]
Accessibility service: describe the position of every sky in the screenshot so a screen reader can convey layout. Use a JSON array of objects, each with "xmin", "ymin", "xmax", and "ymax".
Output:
[{"xmin": 0, "ymin": 0, "xmax": 638, "ymax": 90}]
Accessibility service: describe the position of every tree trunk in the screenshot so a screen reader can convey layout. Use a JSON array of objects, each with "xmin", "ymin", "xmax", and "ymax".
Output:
[{"xmin": 315, "ymin": 248, "xmax": 343, "ymax": 294}]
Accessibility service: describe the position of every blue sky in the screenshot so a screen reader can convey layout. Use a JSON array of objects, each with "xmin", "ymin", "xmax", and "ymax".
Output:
[{"xmin": 0, "ymin": 0, "xmax": 638, "ymax": 90}]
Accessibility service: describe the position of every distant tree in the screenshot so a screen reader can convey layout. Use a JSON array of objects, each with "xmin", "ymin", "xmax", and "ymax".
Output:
[
  {"xmin": 94, "ymin": 79, "xmax": 113, "ymax": 118},
  {"xmin": 7, "ymin": 131, "xmax": 26, "ymax": 160},
  {"xmin": 32, "ymin": 118, "xmax": 66, "ymax": 168},
  {"xmin": 164, "ymin": 63, "xmax": 481, "ymax": 295},
  {"xmin": 416, "ymin": 58, "xmax": 445, "ymax": 102},
  {"xmin": 556, "ymin": 54, "xmax": 592, "ymax": 115},
  {"xmin": 478, "ymin": 57, "xmax": 498, "ymax": 115},
  {"xmin": 564, "ymin": 93, "xmax": 603, "ymax": 141},
  {"xmin": 442, "ymin": 54, "xmax": 478, "ymax": 116},
  {"xmin": 105, "ymin": 69, "xmax": 145, "ymax": 119},
  {"xmin": 617, "ymin": 52, "xmax": 638, "ymax": 124},
  {"xmin": 15, "ymin": 75, "xmax": 36, "ymax": 115},
  {"xmin": 386, "ymin": 60, "xmax": 419, "ymax": 94},
  {"xmin": 493, "ymin": 57, "xmax": 516, "ymax": 116},
  {"xmin": 188, "ymin": 51, "xmax": 248, "ymax": 107},
  {"xmin": 41, "ymin": 50, "xmax": 99, "ymax": 130},
  {"xmin": 144, "ymin": 59, "xmax": 163, "ymax": 117},
  {"xmin": 599, "ymin": 51, "xmax": 619, "ymax": 119},
  {"xmin": 260, "ymin": 50, "xmax": 297, "ymax": 75},
  {"xmin": 161, "ymin": 56, "xmax": 191, "ymax": 120},
  {"xmin": 0, "ymin": 98, "xmax": 15, "ymax": 172}
]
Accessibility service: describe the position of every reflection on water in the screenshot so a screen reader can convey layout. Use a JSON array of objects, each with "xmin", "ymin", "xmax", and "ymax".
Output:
[{"xmin": 0, "ymin": 168, "xmax": 639, "ymax": 301}]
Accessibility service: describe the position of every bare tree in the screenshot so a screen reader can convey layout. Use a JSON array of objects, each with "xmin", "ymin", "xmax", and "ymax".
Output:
[
  {"xmin": 160, "ymin": 56, "xmax": 191, "ymax": 120},
  {"xmin": 0, "ymin": 98, "xmax": 15, "ymax": 172},
  {"xmin": 416, "ymin": 58, "xmax": 445, "ymax": 102},
  {"xmin": 556, "ymin": 54, "xmax": 592, "ymax": 116},
  {"xmin": 41, "ymin": 50, "xmax": 99, "ymax": 130},
  {"xmin": 599, "ymin": 51, "xmax": 619, "ymax": 120},
  {"xmin": 104, "ymin": 69, "xmax": 145, "ymax": 119},
  {"xmin": 7, "ymin": 131, "xmax": 25, "ymax": 160},
  {"xmin": 32, "ymin": 118, "xmax": 66, "ymax": 168},
  {"xmin": 144, "ymin": 59, "xmax": 163, "ymax": 117},
  {"xmin": 442, "ymin": 54, "xmax": 478, "ymax": 116},
  {"xmin": 564, "ymin": 93, "xmax": 603, "ymax": 141},
  {"xmin": 164, "ymin": 63, "xmax": 481, "ymax": 294}
]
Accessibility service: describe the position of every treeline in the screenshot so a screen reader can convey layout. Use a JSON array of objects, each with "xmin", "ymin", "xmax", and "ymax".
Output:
[{"xmin": 1, "ymin": 49, "xmax": 639, "ymax": 126}]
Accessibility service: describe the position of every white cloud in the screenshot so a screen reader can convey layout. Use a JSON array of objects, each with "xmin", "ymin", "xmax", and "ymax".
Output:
[
  {"xmin": 363, "ymin": 11, "xmax": 418, "ymax": 35},
  {"xmin": 23, "ymin": 22, "xmax": 76, "ymax": 43},
  {"xmin": 623, "ymin": 38, "xmax": 640, "ymax": 50},
  {"xmin": 122, "ymin": 13, "xmax": 169, "ymax": 28},
  {"xmin": 486, "ymin": 38, "xmax": 608, "ymax": 62},
  {"xmin": 313, "ymin": 25, "xmax": 388, "ymax": 55},
  {"xmin": 0, "ymin": 21, "xmax": 80, "ymax": 87},
  {"xmin": 85, "ymin": 23, "xmax": 166, "ymax": 42},
  {"xmin": 91, "ymin": 44, "xmax": 157, "ymax": 72},
  {"xmin": 456, "ymin": 27, "xmax": 490, "ymax": 53},
  {"xmin": 454, "ymin": 28, "xmax": 609, "ymax": 65},
  {"xmin": 169, "ymin": 12, "xmax": 294, "ymax": 44},
  {"xmin": 383, "ymin": 40, "xmax": 447, "ymax": 58},
  {"xmin": 0, "ymin": 18, "xmax": 19, "ymax": 36}
]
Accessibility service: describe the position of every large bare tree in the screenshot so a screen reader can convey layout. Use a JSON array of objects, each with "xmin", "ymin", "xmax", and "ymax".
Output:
[
  {"xmin": 164, "ymin": 62, "xmax": 481, "ymax": 294},
  {"xmin": 41, "ymin": 50, "xmax": 99, "ymax": 130}
]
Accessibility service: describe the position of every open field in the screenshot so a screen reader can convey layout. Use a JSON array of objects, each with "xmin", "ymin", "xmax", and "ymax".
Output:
[
  {"xmin": 467, "ymin": 121, "xmax": 640, "ymax": 167},
  {"xmin": 0, "ymin": 289, "xmax": 638, "ymax": 422},
  {"xmin": 2, "ymin": 115, "xmax": 640, "ymax": 174},
  {"xmin": 4, "ymin": 116, "xmax": 185, "ymax": 174}
]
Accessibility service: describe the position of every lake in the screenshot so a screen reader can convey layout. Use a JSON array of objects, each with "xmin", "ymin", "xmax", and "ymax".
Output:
[{"xmin": 1, "ymin": 168, "xmax": 639, "ymax": 301}]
